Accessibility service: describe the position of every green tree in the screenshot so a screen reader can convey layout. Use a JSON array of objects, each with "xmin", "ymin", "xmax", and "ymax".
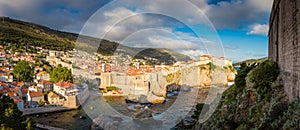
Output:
[
  {"xmin": 0, "ymin": 94, "xmax": 34, "ymax": 129},
  {"xmin": 12, "ymin": 61, "xmax": 34, "ymax": 82},
  {"xmin": 50, "ymin": 65, "xmax": 73, "ymax": 83}
]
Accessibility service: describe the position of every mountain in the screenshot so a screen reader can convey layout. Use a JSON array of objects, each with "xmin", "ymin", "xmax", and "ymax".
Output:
[
  {"xmin": 0, "ymin": 17, "xmax": 191, "ymax": 64},
  {"xmin": 0, "ymin": 17, "xmax": 76, "ymax": 51}
]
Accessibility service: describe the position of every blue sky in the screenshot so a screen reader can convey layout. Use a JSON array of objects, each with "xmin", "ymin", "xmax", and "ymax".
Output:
[{"xmin": 0, "ymin": 0, "xmax": 273, "ymax": 62}]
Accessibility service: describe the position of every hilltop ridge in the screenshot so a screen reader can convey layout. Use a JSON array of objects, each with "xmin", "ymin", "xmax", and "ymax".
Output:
[{"xmin": 0, "ymin": 17, "xmax": 190, "ymax": 64}]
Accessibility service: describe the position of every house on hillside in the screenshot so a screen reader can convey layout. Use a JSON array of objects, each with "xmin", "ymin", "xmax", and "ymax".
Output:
[
  {"xmin": 47, "ymin": 91, "xmax": 60, "ymax": 105},
  {"xmin": 11, "ymin": 82, "xmax": 25, "ymax": 88},
  {"xmin": 37, "ymin": 81, "xmax": 53, "ymax": 92},
  {"xmin": 35, "ymin": 71, "xmax": 50, "ymax": 82},
  {"xmin": 10, "ymin": 87, "xmax": 22, "ymax": 98},
  {"xmin": 27, "ymin": 91, "xmax": 44, "ymax": 107},
  {"xmin": 28, "ymin": 86, "xmax": 43, "ymax": 92},
  {"xmin": 54, "ymin": 82, "xmax": 76, "ymax": 97},
  {"xmin": 0, "ymin": 73, "xmax": 13, "ymax": 82},
  {"xmin": 34, "ymin": 66, "xmax": 43, "ymax": 73}
]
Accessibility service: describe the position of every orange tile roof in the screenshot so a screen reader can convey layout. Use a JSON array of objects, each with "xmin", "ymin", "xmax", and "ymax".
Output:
[
  {"xmin": 13, "ymin": 98, "xmax": 23, "ymax": 103},
  {"xmin": 55, "ymin": 82, "xmax": 75, "ymax": 89},
  {"xmin": 11, "ymin": 82, "xmax": 24, "ymax": 87},
  {"xmin": 38, "ymin": 81, "xmax": 53, "ymax": 85},
  {"xmin": 0, "ymin": 82, "xmax": 8, "ymax": 87},
  {"xmin": 37, "ymin": 71, "xmax": 48, "ymax": 77},
  {"xmin": 10, "ymin": 87, "xmax": 20, "ymax": 92},
  {"xmin": 7, "ymin": 92, "xmax": 17, "ymax": 97},
  {"xmin": 17, "ymin": 82, "xmax": 24, "ymax": 87},
  {"xmin": 29, "ymin": 92, "xmax": 43, "ymax": 97},
  {"xmin": 201, "ymin": 55, "xmax": 212, "ymax": 58},
  {"xmin": 0, "ymin": 73, "xmax": 11, "ymax": 76}
]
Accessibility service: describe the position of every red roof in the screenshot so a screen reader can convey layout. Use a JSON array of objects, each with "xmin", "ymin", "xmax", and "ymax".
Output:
[
  {"xmin": 29, "ymin": 92, "xmax": 43, "ymax": 97},
  {"xmin": 11, "ymin": 82, "xmax": 24, "ymax": 87},
  {"xmin": 0, "ymin": 82, "xmax": 8, "ymax": 87},
  {"xmin": 55, "ymin": 82, "xmax": 75, "ymax": 89},
  {"xmin": 38, "ymin": 81, "xmax": 53, "ymax": 85},
  {"xmin": 17, "ymin": 82, "xmax": 24, "ymax": 87},
  {"xmin": 0, "ymin": 73, "xmax": 11, "ymax": 76},
  {"xmin": 201, "ymin": 55, "xmax": 212, "ymax": 58},
  {"xmin": 7, "ymin": 92, "xmax": 17, "ymax": 97},
  {"xmin": 37, "ymin": 71, "xmax": 48, "ymax": 77},
  {"xmin": 10, "ymin": 87, "xmax": 20, "ymax": 92},
  {"xmin": 13, "ymin": 98, "xmax": 23, "ymax": 103}
]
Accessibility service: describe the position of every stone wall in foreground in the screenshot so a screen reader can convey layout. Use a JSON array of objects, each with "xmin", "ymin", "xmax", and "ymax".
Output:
[{"xmin": 269, "ymin": 0, "xmax": 300, "ymax": 99}]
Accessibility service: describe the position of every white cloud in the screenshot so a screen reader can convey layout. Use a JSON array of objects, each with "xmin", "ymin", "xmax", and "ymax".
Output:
[
  {"xmin": 247, "ymin": 0, "xmax": 274, "ymax": 12},
  {"xmin": 247, "ymin": 24, "xmax": 269, "ymax": 36},
  {"xmin": 118, "ymin": 28, "xmax": 207, "ymax": 59},
  {"xmin": 148, "ymin": 37, "xmax": 199, "ymax": 50},
  {"xmin": 121, "ymin": 28, "xmax": 203, "ymax": 50},
  {"xmin": 180, "ymin": 50, "xmax": 205, "ymax": 60}
]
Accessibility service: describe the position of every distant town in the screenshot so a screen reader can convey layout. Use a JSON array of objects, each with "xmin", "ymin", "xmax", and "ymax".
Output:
[
  {"xmin": 0, "ymin": 42, "xmax": 236, "ymax": 114},
  {"xmin": 0, "ymin": 45, "xmax": 84, "ymax": 114}
]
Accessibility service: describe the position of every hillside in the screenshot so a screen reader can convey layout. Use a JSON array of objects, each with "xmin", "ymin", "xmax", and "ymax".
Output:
[
  {"xmin": 0, "ymin": 17, "xmax": 190, "ymax": 64},
  {"xmin": 0, "ymin": 17, "xmax": 76, "ymax": 51},
  {"xmin": 195, "ymin": 61, "xmax": 300, "ymax": 129},
  {"xmin": 233, "ymin": 57, "xmax": 268, "ymax": 66}
]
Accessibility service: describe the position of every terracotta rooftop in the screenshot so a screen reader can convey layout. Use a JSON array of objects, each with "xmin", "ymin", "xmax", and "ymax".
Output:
[
  {"xmin": 0, "ymin": 73, "xmax": 11, "ymax": 76},
  {"xmin": 11, "ymin": 82, "xmax": 24, "ymax": 87},
  {"xmin": 17, "ymin": 82, "xmax": 24, "ymax": 87},
  {"xmin": 201, "ymin": 55, "xmax": 212, "ymax": 58},
  {"xmin": 13, "ymin": 98, "xmax": 23, "ymax": 103},
  {"xmin": 37, "ymin": 71, "xmax": 48, "ymax": 77},
  {"xmin": 38, "ymin": 81, "xmax": 53, "ymax": 85},
  {"xmin": 10, "ymin": 87, "xmax": 20, "ymax": 92},
  {"xmin": 7, "ymin": 92, "xmax": 17, "ymax": 97},
  {"xmin": 29, "ymin": 91, "xmax": 43, "ymax": 97},
  {"xmin": 55, "ymin": 82, "xmax": 75, "ymax": 89}
]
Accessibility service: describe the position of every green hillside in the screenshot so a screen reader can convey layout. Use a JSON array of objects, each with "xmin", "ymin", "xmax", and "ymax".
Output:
[
  {"xmin": 0, "ymin": 17, "xmax": 76, "ymax": 51},
  {"xmin": 233, "ymin": 57, "xmax": 268, "ymax": 66},
  {"xmin": 0, "ymin": 17, "xmax": 190, "ymax": 64}
]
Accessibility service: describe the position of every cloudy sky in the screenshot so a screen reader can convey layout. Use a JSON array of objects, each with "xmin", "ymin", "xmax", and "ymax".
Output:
[{"xmin": 0, "ymin": 0, "xmax": 273, "ymax": 62}]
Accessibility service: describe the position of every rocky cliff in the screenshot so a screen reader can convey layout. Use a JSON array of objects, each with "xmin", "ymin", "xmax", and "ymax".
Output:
[{"xmin": 167, "ymin": 62, "xmax": 236, "ymax": 87}]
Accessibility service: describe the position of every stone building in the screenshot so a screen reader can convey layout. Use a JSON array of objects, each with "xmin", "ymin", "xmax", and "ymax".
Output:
[
  {"xmin": 47, "ymin": 91, "xmax": 60, "ymax": 105},
  {"xmin": 269, "ymin": 0, "xmax": 300, "ymax": 99}
]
